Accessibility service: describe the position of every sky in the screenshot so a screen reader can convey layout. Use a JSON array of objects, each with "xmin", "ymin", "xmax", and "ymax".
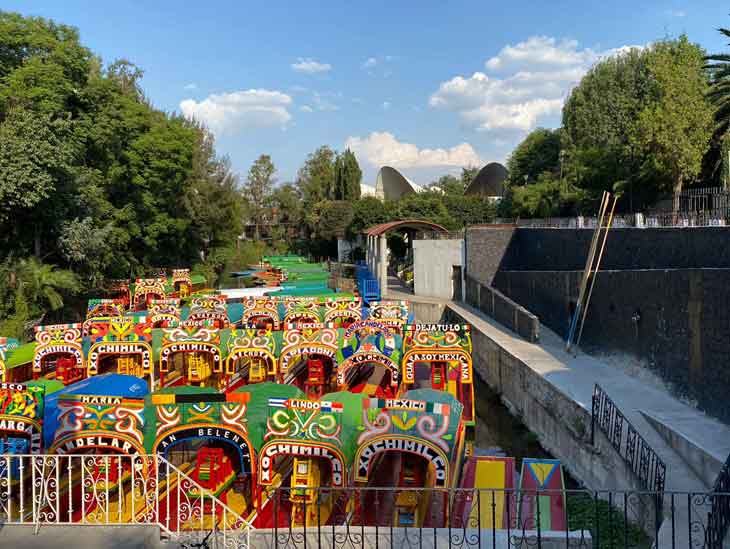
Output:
[{"xmin": 4, "ymin": 1, "xmax": 728, "ymax": 186}]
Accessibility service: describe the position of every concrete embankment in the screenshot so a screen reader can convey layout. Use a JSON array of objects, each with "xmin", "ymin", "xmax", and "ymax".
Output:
[{"xmin": 441, "ymin": 299, "xmax": 730, "ymax": 545}]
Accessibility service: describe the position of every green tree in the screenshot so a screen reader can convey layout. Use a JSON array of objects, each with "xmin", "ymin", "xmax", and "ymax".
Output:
[
  {"xmin": 297, "ymin": 146, "xmax": 336, "ymax": 205},
  {"xmin": 0, "ymin": 108, "xmax": 75, "ymax": 256},
  {"xmin": 705, "ymin": 26, "xmax": 730, "ymax": 183},
  {"xmin": 244, "ymin": 154, "xmax": 276, "ymax": 239},
  {"xmin": 333, "ymin": 149, "xmax": 362, "ymax": 201},
  {"xmin": 0, "ymin": 257, "xmax": 79, "ymax": 338},
  {"xmin": 270, "ymin": 183, "xmax": 303, "ymax": 227},
  {"xmin": 635, "ymin": 36, "xmax": 713, "ymax": 196},
  {"xmin": 347, "ymin": 196, "xmax": 393, "ymax": 238},
  {"xmin": 307, "ymin": 200, "xmax": 354, "ymax": 240},
  {"xmin": 506, "ymin": 128, "xmax": 562, "ymax": 185}
]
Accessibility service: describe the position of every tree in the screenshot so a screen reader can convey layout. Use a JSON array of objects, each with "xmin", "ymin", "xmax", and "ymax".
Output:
[
  {"xmin": 705, "ymin": 26, "xmax": 730, "ymax": 183},
  {"xmin": 0, "ymin": 256, "xmax": 80, "ymax": 338},
  {"xmin": 432, "ymin": 174, "xmax": 463, "ymax": 195},
  {"xmin": 307, "ymin": 200, "xmax": 354, "ymax": 240},
  {"xmin": 635, "ymin": 36, "xmax": 713, "ymax": 196},
  {"xmin": 244, "ymin": 155, "xmax": 276, "ymax": 239},
  {"xmin": 461, "ymin": 167, "xmax": 480, "ymax": 188},
  {"xmin": 506, "ymin": 128, "xmax": 562, "ymax": 186},
  {"xmin": 706, "ymin": 26, "xmax": 730, "ymax": 135},
  {"xmin": 270, "ymin": 183, "xmax": 303, "ymax": 226},
  {"xmin": 0, "ymin": 108, "xmax": 75, "ymax": 256},
  {"xmin": 296, "ymin": 146, "xmax": 336, "ymax": 206},
  {"xmin": 333, "ymin": 149, "xmax": 362, "ymax": 201}
]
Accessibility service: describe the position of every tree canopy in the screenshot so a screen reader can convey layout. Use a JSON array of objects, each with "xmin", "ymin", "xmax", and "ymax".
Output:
[
  {"xmin": 0, "ymin": 11, "xmax": 244, "ymax": 337},
  {"xmin": 501, "ymin": 36, "xmax": 716, "ymax": 217}
]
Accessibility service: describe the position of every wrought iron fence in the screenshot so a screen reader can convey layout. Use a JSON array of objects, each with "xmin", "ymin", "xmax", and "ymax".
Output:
[
  {"xmin": 0, "ymin": 454, "xmax": 250, "ymax": 547},
  {"xmin": 706, "ymin": 453, "xmax": 730, "ymax": 548},
  {"xmin": 591, "ymin": 385, "xmax": 667, "ymax": 496},
  {"xmin": 1, "ymin": 456, "xmax": 729, "ymax": 548},
  {"xmin": 262, "ymin": 486, "xmax": 729, "ymax": 548}
]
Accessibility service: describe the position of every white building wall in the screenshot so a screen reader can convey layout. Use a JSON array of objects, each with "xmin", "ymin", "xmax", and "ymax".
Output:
[{"xmin": 413, "ymin": 239, "xmax": 464, "ymax": 299}]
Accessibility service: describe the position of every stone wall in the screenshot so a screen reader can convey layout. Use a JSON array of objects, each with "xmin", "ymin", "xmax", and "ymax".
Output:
[
  {"xmin": 493, "ymin": 268, "xmax": 730, "ymax": 423},
  {"xmin": 442, "ymin": 304, "xmax": 659, "ymax": 531},
  {"xmin": 465, "ymin": 225, "xmax": 516, "ymax": 285},
  {"xmin": 463, "ymin": 225, "xmax": 730, "ymax": 425}
]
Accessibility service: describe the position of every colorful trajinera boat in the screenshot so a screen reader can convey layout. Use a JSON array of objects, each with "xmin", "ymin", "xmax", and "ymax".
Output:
[{"xmin": 0, "ymin": 259, "xmax": 566, "ymax": 533}]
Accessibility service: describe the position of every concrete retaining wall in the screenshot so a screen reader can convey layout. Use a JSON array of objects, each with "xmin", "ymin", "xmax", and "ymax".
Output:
[
  {"xmin": 464, "ymin": 276, "xmax": 539, "ymax": 343},
  {"xmin": 443, "ymin": 303, "xmax": 658, "ymax": 530},
  {"xmin": 493, "ymin": 268, "xmax": 730, "ymax": 423},
  {"xmin": 464, "ymin": 225, "xmax": 730, "ymax": 425},
  {"xmin": 413, "ymin": 239, "xmax": 463, "ymax": 299}
]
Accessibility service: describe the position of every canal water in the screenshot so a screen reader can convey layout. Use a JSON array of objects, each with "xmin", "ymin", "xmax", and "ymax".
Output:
[{"xmin": 472, "ymin": 369, "xmax": 582, "ymax": 488}]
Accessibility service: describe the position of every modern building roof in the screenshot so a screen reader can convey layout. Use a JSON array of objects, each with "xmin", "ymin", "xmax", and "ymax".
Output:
[
  {"xmin": 465, "ymin": 162, "xmax": 508, "ymax": 197},
  {"xmin": 364, "ymin": 219, "xmax": 448, "ymax": 237},
  {"xmin": 375, "ymin": 166, "xmax": 423, "ymax": 200}
]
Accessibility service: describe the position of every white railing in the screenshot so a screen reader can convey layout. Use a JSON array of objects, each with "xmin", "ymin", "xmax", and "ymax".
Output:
[{"xmin": 0, "ymin": 454, "xmax": 250, "ymax": 548}]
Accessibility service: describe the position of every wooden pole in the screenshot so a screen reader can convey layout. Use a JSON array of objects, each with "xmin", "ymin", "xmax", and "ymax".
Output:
[
  {"xmin": 576, "ymin": 194, "xmax": 618, "ymax": 348},
  {"xmin": 566, "ymin": 192, "xmax": 609, "ymax": 351}
]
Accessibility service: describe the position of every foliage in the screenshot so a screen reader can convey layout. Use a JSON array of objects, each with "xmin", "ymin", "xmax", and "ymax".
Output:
[
  {"xmin": 509, "ymin": 173, "xmax": 588, "ymax": 218},
  {"xmin": 333, "ymin": 149, "xmax": 362, "ymax": 201},
  {"xmin": 307, "ymin": 200, "xmax": 354, "ymax": 240},
  {"xmin": 347, "ymin": 196, "xmax": 393, "ymax": 239},
  {"xmin": 0, "ymin": 11, "xmax": 244, "ymax": 336},
  {"xmin": 0, "ymin": 257, "xmax": 80, "ymax": 338},
  {"xmin": 296, "ymin": 145, "xmax": 336, "ymax": 207},
  {"xmin": 566, "ymin": 492, "xmax": 651, "ymax": 548},
  {"xmin": 635, "ymin": 36, "xmax": 713, "ymax": 195},
  {"xmin": 506, "ymin": 128, "xmax": 562, "ymax": 186},
  {"xmin": 706, "ymin": 26, "xmax": 730, "ymax": 139},
  {"xmin": 502, "ymin": 37, "xmax": 716, "ymax": 218},
  {"xmin": 244, "ymin": 155, "xmax": 275, "ymax": 220}
]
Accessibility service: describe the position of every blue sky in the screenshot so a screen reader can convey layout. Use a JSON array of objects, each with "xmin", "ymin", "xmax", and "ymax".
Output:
[{"xmin": 4, "ymin": 1, "xmax": 728, "ymax": 186}]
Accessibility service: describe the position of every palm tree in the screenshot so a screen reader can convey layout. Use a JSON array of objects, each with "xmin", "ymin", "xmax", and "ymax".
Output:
[
  {"xmin": 13, "ymin": 257, "xmax": 80, "ymax": 313},
  {"xmin": 2, "ymin": 258, "xmax": 80, "ymax": 337},
  {"xmin": 705, "ymin": 27, "xmax": 730, "ymax": 140}
]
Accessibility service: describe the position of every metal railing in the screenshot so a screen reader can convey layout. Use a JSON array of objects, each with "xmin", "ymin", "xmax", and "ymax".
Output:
[
  {"xmin": 591, "ymin": 384, "xmax": 667, "ymax": 496},
  {"xmin": 263, "ymin": 486, "xmax": 729, "ymax": 548},
  {"xmin": 1, "ymin": 457, "xmax": 729, "ymax": 548},
  {"xmin": 706, "ymin": 453, "xmax": 730, "ymax": 548},
  {"xmin": 0, "ymin": 454, "xmax": 250, "ymax": 547},
  {"xmin": 417, "ymin": 230, "xmax": 466, "ymax": 240},
  {"xmin": 490, "ymin": 210, "xmax": 730, "ymax": 229}
]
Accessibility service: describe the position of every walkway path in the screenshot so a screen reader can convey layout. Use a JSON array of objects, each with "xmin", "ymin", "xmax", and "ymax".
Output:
[
  {"xmin": 383, "ymin": 275, "xmax": 730, "ymax": 543},
  {"xmin": 447, "ymin": 299, "xmax": 730, "ymax": 546}
]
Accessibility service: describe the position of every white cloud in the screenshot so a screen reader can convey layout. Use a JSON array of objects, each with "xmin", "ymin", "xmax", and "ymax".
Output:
[
  {"xmin": 180, "ymin": 89, "xmax": 292, "ymax": 134},
  {"xmin": 183, "ymin": 83, "xmax": 197, "ymax": 90},
  {"xmin": 345, "ymin": 131, "xmax": 483, "ymax": 169},
  {"xmin": 430, "ymin": 35, "xmax": 642, "ymax": 133},
  {"xmin": 291, "ymin": 58, "xmax": 332, "ymax": 73},
  {"xmin": 362, "ymin": 55, "xmax": 396, "ymax": 75},
  {"xmin": 667, "ymin": 9, "xmax": 686, "ymax": 17},
  {"xmin": 300, "ymin": 105, "xmax": 313, "ymax": 113},
  {"xmin": 312, "ymin": 91, "xmax": 339, "ymax": 111},
  {"xmin": 382, "ymin": 101, "xmax": 391, "ymax": 110}
]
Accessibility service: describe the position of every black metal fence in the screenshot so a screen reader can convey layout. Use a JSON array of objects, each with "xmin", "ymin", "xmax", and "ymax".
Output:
[
  {"xmin": 591, "ymin": 384, "xmax": 666, "ymax": 496},
  {"xmin": 262, "ymin": 486, "xmax": 730, "ymax": 548},
  {"xmin": 706, "ymin": 453, "xmax": 730, "ymax": 548}
]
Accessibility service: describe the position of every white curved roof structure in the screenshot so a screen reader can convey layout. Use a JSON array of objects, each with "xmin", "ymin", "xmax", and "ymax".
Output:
[{"xmin": 375, "ymin": 166, "xmax": 423, "ymax": 200}]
